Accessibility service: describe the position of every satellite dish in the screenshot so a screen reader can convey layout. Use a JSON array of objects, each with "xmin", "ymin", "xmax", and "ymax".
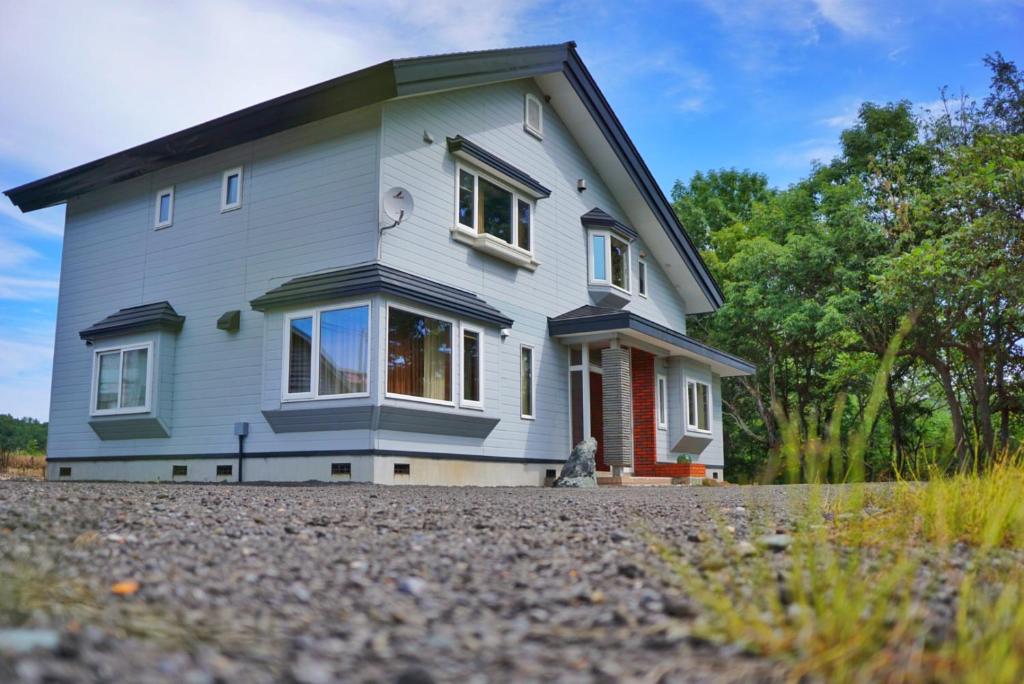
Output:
[{"xmin": 383, "ymin": 187, "xmax": 414, "ymax": 225}]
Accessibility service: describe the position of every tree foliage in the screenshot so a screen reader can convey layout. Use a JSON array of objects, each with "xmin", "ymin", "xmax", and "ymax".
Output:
[
  {"xmin": 0, "ymin": 415, "xmax": 47, "ymax": 457},
  {"xmin": 673, "ymin": 54, "xmax": 1024, "ymax": 482}
]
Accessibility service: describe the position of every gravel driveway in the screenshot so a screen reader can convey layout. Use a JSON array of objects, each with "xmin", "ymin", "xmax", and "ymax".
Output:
[{"xmin": 0, "ymin": 482, "xmax": 797, "ymax": 683}]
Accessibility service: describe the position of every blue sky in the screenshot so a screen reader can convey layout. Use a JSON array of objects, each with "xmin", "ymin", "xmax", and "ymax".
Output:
[{"xmin": 0, "ymin": 0, "xmax": 1020, "ymax": 420}]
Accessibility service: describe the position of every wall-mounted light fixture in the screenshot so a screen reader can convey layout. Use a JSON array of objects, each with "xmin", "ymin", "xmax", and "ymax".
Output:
[{"xmin": 577, "ymin": 178, "xmax": 587, "ymax": 192}]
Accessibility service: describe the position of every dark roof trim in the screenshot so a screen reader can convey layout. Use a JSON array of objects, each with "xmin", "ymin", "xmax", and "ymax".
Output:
[
  {"xmin": 5, "ymin": 41, "xmax": 723, "ymax": 311},
  {"xmin": 580, "ymin": 207, "xmax": 639, "ymax": 240},
  {"xmin": 46, "ymin": 449, "xmax": 566, "ymax": 465},
  {"xmin": 446, "ymin": 136, "xmax": 551, "ymax": 198},
  {"xmin": 3, "ymin": 43, "xmax": 571, "ymax": 213},
  {"xmin": 548, "ymin": 306, "xmax": 754, "ymax": 375},
  {"xmin": 561, "ymin": 51, "xmax": 724, "ymax": 309},
  {"xmin": 79, "ymin": 302, "xmax": 185, "ymax": 341},
  {"xmin": 250, "ymin": 262, "xmax": 513, "ymax": 328}
]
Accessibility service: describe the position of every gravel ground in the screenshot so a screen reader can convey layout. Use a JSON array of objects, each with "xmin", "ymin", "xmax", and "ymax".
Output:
[{"xmin": 0, "ymin": 482, "xmax": 811, "ymax": 683}]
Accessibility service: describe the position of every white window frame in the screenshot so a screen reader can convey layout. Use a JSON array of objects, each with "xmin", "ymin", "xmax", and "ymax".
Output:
[
  {"xmin": 281, "ymin": 302, "xmax": 372, "ymax": 402},
  {"xmin": 638, "ymin": 259, "xmax": 648, "ymax": 298},
  {"xmin": 686, "ymin": 378, "xmax": 712, "ymax": 433},
  {"xmin": 90, "ymin": 341, "xmax": 154, "ymax": 416},
  {"xmin": 656, "ymin": 373, "xmax": 668, "ymax": 430},
  {"xmin": 154, "ymin": 187, "xmax": 174, "ymax": 229},
  {"xmin": 524, "ymin": 93, "xmax": 544, "ymax": 139},
  {"xmin": 454, "ymin": 162, "xmax": 535, "ymax": 255},
  {"xmin": 384, "ymin": 302, "xmax": 456, "ymax": 407},
  {"xmin": 220, "ymin": 166, "xmax": 243, "ymax": 213},
  {"xmin": 520, "ymin": 344, "xmax": 536, "ymax": 420},
  {"xmin": 459, "ymin": 322, "xmax": 484, "ymax": 410},
  {"xmin": 588, "ymin": 230, "xmax": 631, "ymax": 293}
]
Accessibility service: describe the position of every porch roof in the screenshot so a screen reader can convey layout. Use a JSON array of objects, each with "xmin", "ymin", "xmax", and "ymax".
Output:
[{"xmin": 548, "ymin": 306, "xmax": 755, "ymax": 377}]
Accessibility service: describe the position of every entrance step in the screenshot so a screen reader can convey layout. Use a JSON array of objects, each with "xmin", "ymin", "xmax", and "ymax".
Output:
[{"xmin": 596, "ymin": 474, "xmax": 676, "ymax": 486}]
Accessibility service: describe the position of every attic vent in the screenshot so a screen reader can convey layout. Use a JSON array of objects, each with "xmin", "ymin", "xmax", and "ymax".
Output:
[
  {"xmin": 524, "ymin": 94, "xmax": 543, "ymax": 138},
  {"xmin": 394, "ymin": 463, "xmax": 410, "ymax": 476}
]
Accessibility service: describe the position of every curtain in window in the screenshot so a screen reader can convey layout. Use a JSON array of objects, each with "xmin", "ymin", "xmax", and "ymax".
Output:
[
  {"xmin": 319, "ymin": 306, "xmax": 368, "ymax": 395},
  {"xmin": 388, "ymin": 308, "xmax": 451, "ymax": 401},
  {"xmin": 120, "ymin": 348, "xmax": 148, "ymax": 408}
]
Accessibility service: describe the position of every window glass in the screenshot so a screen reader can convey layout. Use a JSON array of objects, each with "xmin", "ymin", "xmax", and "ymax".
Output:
[
  {"xmin": 462, "ymin": 329, "xmax": 481, "ymax": 403},
  {"xmin": 96, "ymin": 352, "xmax": 120, "ymax": 410},
  {"xmin": 225, "ymin": 173, "xmax": 240, "ymax": 206},
  {"xmin": 458, "ymin": 170, "xmax": 475, "ymax": 228},
  {"xmin": 610, "ymin": 236, "xmax": 629, "ymax": 290},
  {"xmin": 516, "ymin": 200, "xmax": 531, "ymax": 251},
  {"xmin": 120, "ymin": 348, "xmax": 148, "ymax": 408},
  {"xmin": 288, "ymin": 317, "xmax": 313, "ymax": 394},
  {"xmin": 158, "ymin": 193, "xmax": 171, "ymax": 223},
  {"xmin": 569, "ymin": 345, "xmax": 582, "ymax": 367},
  {"xmin": 591, "ymin": 234, "xmax": 607, "ymax": 281},
  {"xmin": 656, "ymin": 376, "xmax": 667, "ymax": 428},
  {"xmin": 687, "ymin": 380, "xmax": 710, "ymax": 431},
  {"xmin": 478, "ymin": 177, "xmax": 512, "ymax": 243},
  {"xmin": 388, "ymin": 308, "xmax": 452, "ymax": 401},
  {"xmin": 520, "ymin": 346, "xmax": 534, "ymax": 417},
  {"xmin": 319, "ymin": 306, "xmax": 369, "ymax": 396},
  {"xmin": 638, "ymin": 260, "xmax": 647, "ymax": 296}
]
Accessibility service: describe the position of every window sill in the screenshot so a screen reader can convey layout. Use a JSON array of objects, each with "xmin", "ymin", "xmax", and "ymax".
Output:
[
  {"xmin": 385, "ymin": 392, "xmax": 456, "ymax": 408},
  {"xmin": 90, "ymin": 406, "xmax": 150, "ymax": 418},
  {"xmin": 281, "ymin": 392, "xmax": 370, "ymax": 403},
  {"xmin": 451, "ymin": 227, "xmax": 540, "ymax": 271}
]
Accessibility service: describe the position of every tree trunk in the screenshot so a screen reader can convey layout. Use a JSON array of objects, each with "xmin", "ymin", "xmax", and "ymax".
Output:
[
  {"xmin": 886, "ymin": 374, "xmax": 906, "ymax": 471},
  {"xmin": 930, "ymin": 354, "xmax": 968, "ymax": 465},
  {"xmin": 968, "ymin": 346, "xmax": 995, "ymax": 462}
]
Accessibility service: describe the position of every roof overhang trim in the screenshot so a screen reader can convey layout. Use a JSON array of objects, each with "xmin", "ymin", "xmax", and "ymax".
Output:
[{"xmin": 548, "ymin": 310, "xmax": 754, "ymax": 377}]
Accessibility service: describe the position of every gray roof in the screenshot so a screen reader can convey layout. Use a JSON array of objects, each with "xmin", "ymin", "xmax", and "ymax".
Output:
[
  {"xmin": 79, "ymin": 302, "xmax": 185, "ymax": 341},
  {"xmin": 250, "ymin": 263, "xmax": 513, "ymax": 328},
  {"xmin": 446, "ymin": 136, "xmax": 551, "ymax": 198},
  {"xmin": 580, "ymin": 207, "xmax": 639, "ymax": 240},
  {"xmin": 548, "ymin": 306, "xmax": 754, "ymax": 375},
  {"xmin": 3, "ymin": 42, "xmax": 723, "ymax": 311}
]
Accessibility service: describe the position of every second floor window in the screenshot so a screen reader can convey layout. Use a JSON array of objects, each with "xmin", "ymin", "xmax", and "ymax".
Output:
[
  {"xmin": 589, "ymin": 231, "xmax": 630, "ymax": 292},
  {"xmin": 154, "ymin": 187, "xmax": 174, "ymax": 229},
  {"xmin": 457, "ymin": 166, "xmax": 533, "ymax": 252},
  {"xmin": 221, "ymin": 167, "xmax": 243, "ymax": 212}
]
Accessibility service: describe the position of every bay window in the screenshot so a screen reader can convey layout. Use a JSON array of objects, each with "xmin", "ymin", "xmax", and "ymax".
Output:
[
  {"xmin": 284, "ymin": 304, "xmax": 369, "ymax": 399},
  {"xmin": 456, "ymin": 165, "xmax": 533, "ymax": 252},
  {"xmin": 92, "ymin": 343, "xmax": 152, "ymax": 415},
  {"xmin": 387, "ymin": 306, "xmax": 453, "ymax": 403},
  {"xmin": 686, "ymin": 379, "xmax": 711, "ymax": 432},
  {"xmin": 588, "ymin": 231, "xmax": 630, "ymax": 292}
]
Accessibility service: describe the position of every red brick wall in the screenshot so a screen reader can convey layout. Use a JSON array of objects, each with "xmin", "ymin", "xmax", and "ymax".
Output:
[
  {"xmin": 630, "ymin": 348, "xmax": 657, "ymax": 474},
  {"xmin": 630, "ymin": 348, "xmax": 707, "ymax": 480}
]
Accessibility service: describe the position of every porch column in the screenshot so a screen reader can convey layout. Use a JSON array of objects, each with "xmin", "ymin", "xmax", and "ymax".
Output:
[{"xmin": 601, "ymin": 345, "xmax": 633, "ymax": 474}]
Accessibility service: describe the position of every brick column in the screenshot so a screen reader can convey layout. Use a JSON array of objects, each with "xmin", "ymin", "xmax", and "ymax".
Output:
[
  {"xmin": 601, "ymin": 347, "xmax": 633, "ymax": 470},
  {"xmin": 630, "ymin": 349, "xmax": 657, "ymax": 476}
]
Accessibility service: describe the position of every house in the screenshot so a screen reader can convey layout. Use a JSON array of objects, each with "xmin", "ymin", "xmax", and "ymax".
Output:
[{"xmin": 3, "ymin": 43, "xmax": 754, "ymax": 485}]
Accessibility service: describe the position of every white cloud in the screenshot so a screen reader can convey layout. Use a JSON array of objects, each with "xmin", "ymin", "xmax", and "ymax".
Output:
[
  {"xmin": 775, "ymin": 138, "xmax": 840, "ymax": 170},
  {"xmin": 0, "ymin": 335, "xmax": 54, "ymax": 421},
  {"xmin": 0, "ymin": 275, "xmax": 60, "ymax": 301},
  {"xmin": 820, "ymin": 104, "xmax": 860, "ymax": 128},
  {"xmin": 0, "ymin": 200, "xmax": 63, "ymax": 237},
  {"xmin": 0, "ymin": 0, "xmax": 542, "ymax": 177},
  {"xmin": 0, "ymin": 238, "xmax": 40, "ymax": 270},
  {"xmin": 698, "ymin": 0, "xmax": 886, "ymax": 46}
]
